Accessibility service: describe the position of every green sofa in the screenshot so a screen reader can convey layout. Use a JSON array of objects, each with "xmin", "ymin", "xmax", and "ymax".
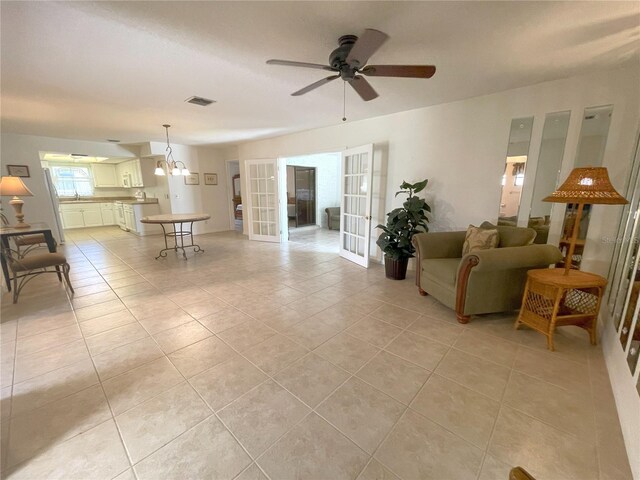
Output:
[
  {"xmin": 412, "ymin": 223, "xmax": 563, "ymax": 323},
  {"xmin": 325, "ymin": 207, "xmax": 340, "ymax": 230}
]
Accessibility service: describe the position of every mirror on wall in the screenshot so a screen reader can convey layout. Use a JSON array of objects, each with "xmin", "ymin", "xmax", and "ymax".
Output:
[
  {"xmin": 527, "ymin": 111, "xmax": 571, "ymax": 244},
  {"xmin": 559, "ymin": 105, "xmax": 614, "ymax": 268},
  {"xmin": 498, "ymin": 117, "xmax": 534, "ymax": 226}
]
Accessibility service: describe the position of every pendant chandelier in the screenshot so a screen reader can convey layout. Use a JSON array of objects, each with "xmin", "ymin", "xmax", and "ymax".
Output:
[{"xmin": 154, "ymin": 124, "xmax": 190, "ymax": 176}]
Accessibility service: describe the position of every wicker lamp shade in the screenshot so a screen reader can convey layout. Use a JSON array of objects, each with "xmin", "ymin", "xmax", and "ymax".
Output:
[
  {"xmin": 543, "ymin": 167, "xmax": 627, "ymax": 275},
  {"xmin": 542, "ymin": 167, "xmax": 628, "ymax": 205}
]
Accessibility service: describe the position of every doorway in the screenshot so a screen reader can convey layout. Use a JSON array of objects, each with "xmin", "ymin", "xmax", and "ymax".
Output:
[
  {"xmin": 226, "ymin": 160, "xmax": 242, "ymax": 232},
  {"xmin": 287, "ymin": 166, "xmax": 316, "ymax": 228},
  {"xmin": 282, "ymin": 152, "xmax": 341, "ymax": 240}
]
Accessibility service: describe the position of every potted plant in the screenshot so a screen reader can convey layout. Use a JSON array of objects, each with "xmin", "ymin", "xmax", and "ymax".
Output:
[{"xmin": 376, "ymin": 179, "xmax": 431, "ymax": 280}]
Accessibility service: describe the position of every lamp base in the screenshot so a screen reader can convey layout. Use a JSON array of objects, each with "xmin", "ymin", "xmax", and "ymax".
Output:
[{"xmin": 9, "ymin": 196, "xmax": 29, "ymax": 229}]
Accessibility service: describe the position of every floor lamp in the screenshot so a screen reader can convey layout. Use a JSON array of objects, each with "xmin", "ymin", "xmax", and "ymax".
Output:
[{"xmin": 543, "ymin": 167, "xmax": 628, "ymax": 275}]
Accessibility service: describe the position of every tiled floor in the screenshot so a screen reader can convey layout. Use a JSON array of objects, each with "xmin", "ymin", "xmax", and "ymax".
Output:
[{"xmin": 0, "ymin": 226, "xmax": 633, "ymax": 480}]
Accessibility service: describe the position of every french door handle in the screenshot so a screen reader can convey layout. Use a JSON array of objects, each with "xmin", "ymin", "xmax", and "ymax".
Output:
[{"xmin": 363, "ymin": 215, "xmax": 371, "ymax": 220}]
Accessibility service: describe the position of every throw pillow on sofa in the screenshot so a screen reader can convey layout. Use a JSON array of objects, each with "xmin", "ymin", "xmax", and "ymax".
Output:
[{"xmin": 462, "ymin": 225, "xmax": 500, "ymax": 255}]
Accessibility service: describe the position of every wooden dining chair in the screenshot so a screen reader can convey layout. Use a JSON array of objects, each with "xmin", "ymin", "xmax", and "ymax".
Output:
[{"xmin": 1, "ymin": 244, "xmax": 74, "ymax": 303}]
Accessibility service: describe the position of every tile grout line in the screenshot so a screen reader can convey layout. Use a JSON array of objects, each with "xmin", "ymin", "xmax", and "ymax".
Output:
[
  {"xmin": 68, "ymin": 243, "xmax": 139, "ymax": 480},
  {"xmin": 473, "ymin": 343, "xmax": 519, "ymax": 480}
]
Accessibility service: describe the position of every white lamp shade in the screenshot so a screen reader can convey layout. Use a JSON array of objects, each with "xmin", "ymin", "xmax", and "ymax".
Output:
[
  {"xmin": 181, "ymin": 168, "xmax": 190, "ymax": 176},
  {"xmin": 0, "ymin": 176, "xmax": 33, "ymax": 197}
]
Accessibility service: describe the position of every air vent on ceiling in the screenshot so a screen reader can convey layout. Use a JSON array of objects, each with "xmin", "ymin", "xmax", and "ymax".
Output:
[
  {"xmin": 185, "ymin": 96, "xmax": 216, "ymax": 107},
  {"xmin": 107, "ymin": 139, "xmax": 120, "ymax": 143},
  {"xmin": 71, "ymin": 153, "xmax": 88, "ymax": 157}
]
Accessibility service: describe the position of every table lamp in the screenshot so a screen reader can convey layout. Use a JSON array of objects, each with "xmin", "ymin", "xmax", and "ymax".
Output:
[
  {"xmin": 543, "ymin": 167, "xmax": 628, "ymax": 275},
  {"xmin": 0, "ymin": 176, "xmax": 34, "ymax": 228}
]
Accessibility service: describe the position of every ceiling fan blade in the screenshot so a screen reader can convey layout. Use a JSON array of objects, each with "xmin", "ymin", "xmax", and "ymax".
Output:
[
  {"xmin": 348, "ymin": 76, "xmax": 378, "ymax": 101},
  {"xmin": 266, "ymin": 59, "xmax": 336, "ymax": 72},
  {"xmin": 292, "ymin": 75, "xmax": 340, "ymax": 96},
  {"xmin": 345, "ymin": 29, "xmax": 389, "ymax": 68},
  {"xmin": 361, "ymin": 65, "xmax": 436, "ymax": 78}
]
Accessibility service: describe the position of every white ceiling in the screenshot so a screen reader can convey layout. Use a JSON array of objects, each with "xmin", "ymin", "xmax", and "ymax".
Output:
[{"xmin": 1, "ymin": 1, "xmax": 638, "ymax": 146}]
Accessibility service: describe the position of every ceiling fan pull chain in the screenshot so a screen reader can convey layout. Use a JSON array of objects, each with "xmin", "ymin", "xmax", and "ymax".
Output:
[{"xmin": 342, "ymin": 82, "xmax": 347, "ymax": 122}]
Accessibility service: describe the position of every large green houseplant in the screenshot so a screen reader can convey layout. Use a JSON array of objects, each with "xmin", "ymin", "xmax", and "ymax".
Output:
[{"xmin": 376, "ymin": 179, "xmax": 431, "ymax": 279}]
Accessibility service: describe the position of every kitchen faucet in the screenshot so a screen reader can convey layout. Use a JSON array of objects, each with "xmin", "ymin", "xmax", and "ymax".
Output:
[{"xmin": 74, "ymin": 190, "xmax": 80, "ymax": 200}]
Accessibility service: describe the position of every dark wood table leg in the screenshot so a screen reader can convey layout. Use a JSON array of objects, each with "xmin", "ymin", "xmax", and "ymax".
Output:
[
  {"xmin": 43, "ymin": 230, "xmax": 57, "ymax": 253},
  {"xmin": 1, "ymin": 235, "xmax": 11, "ymax": 291},
  {"xmin": 43, "ymin": 230, "xmax": 61, "ymax": 280}
]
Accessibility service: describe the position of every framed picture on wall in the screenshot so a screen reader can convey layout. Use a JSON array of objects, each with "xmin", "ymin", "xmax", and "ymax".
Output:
[
  {"xmin": 6, "ymin": 165, "xmax": 30, "ymax": 177},
  {"xmin": 184, "ymin": 173, "xmax": 199, "ymax": 185},
  {"xmin": 204, "ymin": 173, "xmax": 218, "ymax": 185}
]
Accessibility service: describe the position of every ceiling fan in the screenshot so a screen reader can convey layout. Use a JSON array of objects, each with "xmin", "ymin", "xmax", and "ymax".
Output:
[{"xmin": 266, "ymin": 29, "xmax": 436, "ymax": 101}]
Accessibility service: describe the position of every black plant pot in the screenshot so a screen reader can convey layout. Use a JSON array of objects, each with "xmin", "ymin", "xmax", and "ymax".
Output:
[{"xmin": 384, "ymin": 256, "xmax": 409, "ymax": 280}]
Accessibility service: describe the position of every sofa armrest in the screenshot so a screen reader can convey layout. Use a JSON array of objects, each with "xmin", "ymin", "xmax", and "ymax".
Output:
[
  {"xmin": 412, "ymin": 232, "xmax": 466, "ymax": 260},
  {"xmin": 462, "ymin": 244, "xmax": 563, "ymax": 272}
]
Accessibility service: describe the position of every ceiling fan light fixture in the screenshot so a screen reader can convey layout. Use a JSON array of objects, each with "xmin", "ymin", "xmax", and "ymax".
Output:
[{"xmin": 266, "ymin": 29, "xmax": 436, "ymax": 103}]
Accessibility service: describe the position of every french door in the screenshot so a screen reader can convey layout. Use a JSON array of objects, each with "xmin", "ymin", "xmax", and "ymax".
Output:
[
  {"xmin": 340, "ymin": 144, "xmax": 374, "ymax": 267},
  {"xmin": 245, "ymin": 159, "xmax": 281, "ymax": 243}
]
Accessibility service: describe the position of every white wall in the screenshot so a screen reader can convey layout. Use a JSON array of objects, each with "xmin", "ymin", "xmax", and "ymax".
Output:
[
  {"xmin": 285, "ymin": 152, "xmax": 341, "ymax": 228},
  {"xmin": 144, "ymin": 142, "xmax": 232, "ymax": 235},
  {"xmin": 234, "ymin": 65, "xmax": 640, "ymax": 474}
]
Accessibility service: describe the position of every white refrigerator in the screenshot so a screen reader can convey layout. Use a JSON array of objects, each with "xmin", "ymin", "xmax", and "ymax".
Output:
[{"xmin": 43, "ymin": 168, "xmax": 65, "ymax": 244}]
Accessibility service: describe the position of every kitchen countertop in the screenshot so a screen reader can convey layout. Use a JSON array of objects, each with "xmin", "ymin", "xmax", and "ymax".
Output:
[
  {"xmin": 115, "ymin": 199, "xmax": 160, "ymax": 205},
  {"xmin": 59, "ymin": 197, "xmax": 159, "ymax": 205}
]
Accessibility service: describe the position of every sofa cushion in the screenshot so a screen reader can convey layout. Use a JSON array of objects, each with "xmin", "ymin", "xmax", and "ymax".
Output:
[
  {"xmin": 462, "ymin": 225, "xmax": 499, "ymax": 255},
  {"xmin": 422, "ymin": 258, "xmax": 460, "ymax": 286},
  {"xmin": 481, "ymin": 221, "xmax": 536, "ymax": 247}
]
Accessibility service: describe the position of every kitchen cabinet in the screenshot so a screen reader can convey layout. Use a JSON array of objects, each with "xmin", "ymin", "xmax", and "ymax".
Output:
[
  {"xmin": 59, "ymin": 201, "xmax": 159, "ymax": 233},
  {"xmin": 92, "ymin": 164, "xmax": 118, "ymax": 187},
  {"xmin": 100, "ymin": 203, "xmax": 115, "ymax": 225},
  {"xmin": 117, "ymin": 202, "xmax": 160, "ymax": 235},
  {"xmin": 131, "ymin": 160, "xmax": 143, "ymax": 187},
  {"xmin": 60, "ymin": 208, "xmax": 85, "ymax": 229},
  {"xmin": 82, "ymin": 207, "xmax": 104, "ymax": 227},
  {"xmin": 59, "ymin": 203, "xmax": 103, "ymax": 229},
  {"xmin": 115, "ymin": 159, "xmax": 156, "ymax": 188},
  {"xmin": 123, "ymin": 204, "xmax": 136, "ymax": 231},
  {"xmin": 115, "ymin": 203, "xmax": 126, "ymax": 229}
]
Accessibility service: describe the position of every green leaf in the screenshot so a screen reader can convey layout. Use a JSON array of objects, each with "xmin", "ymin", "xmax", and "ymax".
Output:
[{"xmin": 411, "ymin": 179, "xmax": 428, "ymax": 194}]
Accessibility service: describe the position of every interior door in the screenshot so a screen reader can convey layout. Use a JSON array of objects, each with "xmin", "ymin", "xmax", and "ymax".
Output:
[
  {"xmin": 340, "ymin": 144, "xmax": 374, "ymax": 267},
  {"xmin": 245, "ymin": 159, "xmax": 281, "ymax": 243},
  {"xmin": 295, "ymin": 167, "xmax": 316, "ymax": 227}
]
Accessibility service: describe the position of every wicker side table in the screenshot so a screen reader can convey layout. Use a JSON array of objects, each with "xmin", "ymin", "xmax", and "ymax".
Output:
[{"xmin": 515, "ymin": 268, "xmax": 607, "ymax": 351}]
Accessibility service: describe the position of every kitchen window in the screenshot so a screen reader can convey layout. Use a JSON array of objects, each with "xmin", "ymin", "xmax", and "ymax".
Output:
[{"xmin": 51, "ymin": 166, "xmax": 94, "ymax": 197}]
